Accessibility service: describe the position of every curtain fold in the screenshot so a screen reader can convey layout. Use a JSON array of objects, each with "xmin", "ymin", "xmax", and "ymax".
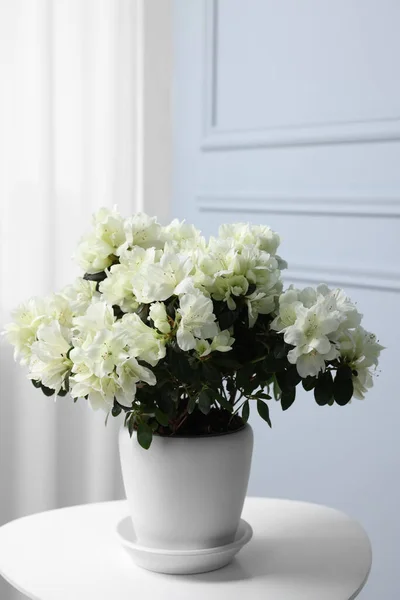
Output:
[{"xmin": 0, "ymin": 2, "xmax": 139, "ymax": 597}]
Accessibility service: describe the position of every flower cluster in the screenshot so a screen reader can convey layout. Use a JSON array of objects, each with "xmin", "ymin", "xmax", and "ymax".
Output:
[
  {"xmin": 4, "ymin": 208, "xmax": 383, "ymax": 448},
  {"xmin": 270, "ymin": 284, "xmax": 383, "ymax": 398}
]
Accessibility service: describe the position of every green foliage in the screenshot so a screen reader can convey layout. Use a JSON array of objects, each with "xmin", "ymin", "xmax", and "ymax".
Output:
[
  {"xmin": 281, "ymin": 388, "xmax": 296, "ymax": 411},
  {"xmin": 314, "ymin": 371, "xmax": 334, "ymax": 406},
  {"xmin": 154, "ymin": 408, "xmax": 169, "ymax": 426},
  {"xmin": 198, "ymin": 389, "xmax": 213, "ymax": 415},
  {"xmin": 30, "ymin": 288, "xmax": 357, "ymax": 448},
  {"xmin": 333, "ymin": 365, "xmax": 354, "ymax": 405},
  {"xmin": 257, "ymin": 400, "xmax": 271, "ymax": 427},
  {"xmin": 302, "ymin": 376, "xmax": 316, "ymax": 391},
  {"xmin": 41, "ymin": 384, "xmax": 55, "ymax": 397},
  {"xmin": 137, "ymin": 422, "xmax": 153, "ymax": 449}
]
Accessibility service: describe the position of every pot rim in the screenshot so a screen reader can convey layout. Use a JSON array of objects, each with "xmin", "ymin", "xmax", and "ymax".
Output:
[{"xmin": 122, "ymin": 422, "xmax": 251, "ymax": 440}]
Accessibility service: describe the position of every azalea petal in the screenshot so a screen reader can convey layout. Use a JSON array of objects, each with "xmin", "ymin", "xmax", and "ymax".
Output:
[
  {"xmin": 296, "ymin": 353, "xmax": 325, "ymax": 378},
  {"xmin": 176, "ymin": 327, "xmax": 196, "ymax": 351},
  {"xmin": 309, "ymin": 336, "xmax": 331, "ymax": 354}
]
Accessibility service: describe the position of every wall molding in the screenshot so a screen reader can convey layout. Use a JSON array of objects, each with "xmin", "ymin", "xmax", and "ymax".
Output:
[
  {"xmin": 202, "ymin": 0, "xmax": 400, "ymax": 151},
  {"xmin": 285, "ymin": 264, "xmax": 400, "ymax": 293},
  {"xmin": 201, "ymin": 121, "xmax": 400, "ymax": 151},
  {"xmin": 197, "ymin": 193, "xmax": 400, "ymax": 218}
]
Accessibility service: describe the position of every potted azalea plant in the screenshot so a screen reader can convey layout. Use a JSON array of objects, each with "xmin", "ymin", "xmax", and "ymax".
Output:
[{"xmin": 4, "ymin": 208, "xmax": 383, "ymax": 569}]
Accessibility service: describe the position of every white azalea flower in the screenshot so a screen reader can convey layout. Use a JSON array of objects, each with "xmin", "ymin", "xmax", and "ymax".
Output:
[
  {"xmin": 60, "ymin": 278, "xmax": 100, "ymax": 316},
  {"xmin": 123, "ymin": 213, "xmax": 164, "ymax": 251},
  {"xmin": 94, "ymin": 206, "xmax": 125, "ymax": 249},
  {"xmin": 29, "ymin": 321, "xmax": 72, "ymax": 393},
  {"xmin": 194, "ymin": 330, "xmax": 235, "ymax": 357},
  {"xmin": 270, "ymin": 287, "xmax": 303, "ymax": 331},
  {"xmin": 74, "ymin": 234, "xmax": 117, "ymax": 274},
  {"xmin": 316, "ymin": 284, "xmax": 362, "ymax": 330},
  {"xmin": 74, "ymin": 207, "xmax": 125, "ymax": 274},
  {"xmin": 4, "ymin": 297, "xmax": 48, "ymax": 364},
  {"xmin": 116, "ymin": 357, "xmax": 156, "ymax": 400},
  {"xmin": 149, "ymin": 302, "xmax": 171, "ymax": 334},
  {"xmin": 246, "ymin": 290, "xmax": 277, "ymax": 327},
  {"xmin": 100, "ymin": 246, "xmax": 158, "ymax": 311},
  {"xmin": 163, "ymin": 219, "xmax": 204, "ymax": 251},
  {"xmin": 69, "ymin": 332, "xmax": 122, "ymax": 411},
  {"xmin": 132, "ymin": 252, "xmax": 193, "ymax": 303},
  {"xmin": 218, "ymin": 222, "xmax": 281, "ymax": 255},
  {"xmin": 176, "ymin": 288, "xmax": 219, "ymax": 351},
  {"xmin": 99, "ymin": 264, "xmax": 139, "ymax": 313},
  {"xmin": 194, "ymin": 339, "xmax": 212, "ymax": 357},
  {"xmin": 46, "ymin": 293, "xmax": 74, "ymax": 328},
  {"xmin": 210, "ymin": 330, "xmax": 235, "ymax": 352},
  {"xmin": 72, "ymin": 301, "xmax": 115, "ymax": 346},
  {"xmin": 338, "ymin": 327, "xmax": 384, "ymax": 399},
  {"xmin": 195, "ymin": 237, "xmax": 282, "ymax": 310},
  {"xmin": 70, "ymin": 325, "xmax": 156, "ymax": 411},
  {"xmin": 284, "ymin": 298, "xmax": 342, "ymax": 378},
  {"xmin": 114, "ymin": 313, "xmax": 167, "ymax": 367}
]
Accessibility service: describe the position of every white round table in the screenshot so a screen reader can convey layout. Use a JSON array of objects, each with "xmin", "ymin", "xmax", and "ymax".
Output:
[{"xmin": 0, "ymin": 497, "xmax": 371, "ymax": 600}]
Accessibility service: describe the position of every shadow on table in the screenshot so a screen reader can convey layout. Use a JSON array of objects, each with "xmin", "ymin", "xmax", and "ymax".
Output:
[{"xmin": 178, "ymin": 534, "xmax": 368, "ymax": 585}]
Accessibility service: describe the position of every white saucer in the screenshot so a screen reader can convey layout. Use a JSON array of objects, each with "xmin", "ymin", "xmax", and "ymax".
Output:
[{"xmin": 116, "ymin": 516, "xmax": 253, "ymax": 575}]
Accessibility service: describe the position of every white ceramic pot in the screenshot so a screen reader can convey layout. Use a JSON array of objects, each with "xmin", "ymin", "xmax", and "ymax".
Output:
[{"xmin": 119, "ymin": 425, "xmax": 253, "ymax": 551}]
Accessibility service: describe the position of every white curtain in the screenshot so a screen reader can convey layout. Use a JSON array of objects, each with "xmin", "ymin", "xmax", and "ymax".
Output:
[{"xmin": 0, "ymin": 2, "xmax": 141, "ymax": 597}]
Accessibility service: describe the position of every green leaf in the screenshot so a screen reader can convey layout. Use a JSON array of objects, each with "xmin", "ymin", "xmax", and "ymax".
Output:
[
  {"xmin": 273, "ymin": 375, "xmax": 282, "ymax": 400},
  {"xmin": 201, "ymin": 362, "xmax": 221, "ymax": 385},
  {"xmin": 187, "ymin": 395, "xmax": 197, "ymax": 414},
  {"xmin": 236, "ymin": 365, "xmax": 256, "ymax": 395},
  {"xmin": 165, "ymin": 297, "xmax": 178, "ymax": 319},
  {"xmin": 41, "ymin": 384, "xmax": 55, "ymax": 397},
  {"xmin": 150, "ymin": 420, "xmax": 159, "ymax": 432},
  {"xmin": 137, "ymin": 423, "xmax": 153, "ymax": 449},
  {"xmin": 112, "ymin": 305, "xmax": 125, "ymax": 320},
  {"xmin": 198, "ymin": 389, "xmax": 212, "ymax": 415},
  {"xmin": 112, "ymin": 404, "xmax": 122, "ymax": 417},
  {"xmin": 226, "ymin": 378, "xmax": 236, "ymax": 395},
  {"xmin": 218, "ymin": 307, "xmax": 240, "ymax": 330},
  {"xmin": 314, "ymin": 371, "xmax": 333, "ymax": 406},
  {"xmin": 263, "ymin": 355, "xmax": 286, "ymax": 373},
  {"xmin": 257, "ymin": 400, "xmax": 272, "ymax": 427},
  {"xmin": 275, "ymin": 370, "xmax": 289, "ymax": 393},
  {"xmin": 216, "ymin": 394, "xmax": 234, "ymax": 413},
  {"xmin": 242, "ymin": 400, "xmax": 250, "ymax": 423},
  {"xmin": 276, "ymin": 366, "xmax": 301, "ymax": 393},
  {"xmin": 286, "ymin": 365, "xmax": 302, "ymax": 388},
  {"xmin": 63, "ymin": 375, "xmax": 70, "ymax": 393},
  {"xmin": 83, "ymin": 270, "xmax": 107, "ymax": 283},
  {"xmin": 154, "ymin": 408, "xmax": 169, "ymax": 426},
  {"xmin": 136, "ymin": 303, "xmax": 150, "ymax": 323},
  {"xmin": 128, "ymin": 415, "xmax": 135, "ymax": 437},
  {"xmin": 281, "ymin": 387, "xmax": 296, "ymax": 411},
  {"xmin": 158, "ymin": 388, "xmax": 175, "ymax": 416},
  {"xmin": 273, "ymin": 340, "xmax": 287, "ymax": 359},
  {"xmin": 57, "ymin": 388, "xmax": 68, "ymax": 397},
  {"xmin": 169, "ymin": 354, "xmax": 194, "ymax": 383},
  {"xmin": 31, "ymin": 379, "xmax": 42, "ymax": 389},
  {"xmin": 302, "ymin": 376, "xmax": 316, "ymax": 391},
  {"xmin": 212, "ymin": 356, "xmax": 241, "ymax": 370},
  {"xmin": 256, "ymin": 391, "xmax": 272, "ymax": 400},
  {"xmin": 333, "ymin": 366, "xmax": 354, "ymax": 406}
]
